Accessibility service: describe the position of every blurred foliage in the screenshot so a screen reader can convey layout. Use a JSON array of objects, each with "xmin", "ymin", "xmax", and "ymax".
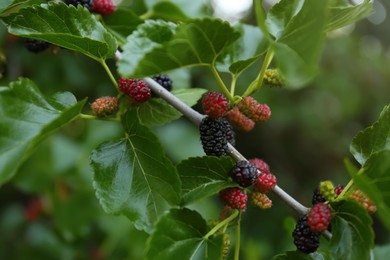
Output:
[{"xmin": 0, "ymin": 0, "xmax": 389, "ymax": 259}]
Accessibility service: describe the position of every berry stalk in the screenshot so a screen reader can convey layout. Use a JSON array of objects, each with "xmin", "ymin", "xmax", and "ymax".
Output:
[
  {"xmin": 204, "ymin": 209, "xmax": 239, "ymax": 239},
  {"xmin": 242, "ymin": 48, "xmax": 274, "ymax": 97},
  {"xmin": 210, "ymin": 64, "xmax": 235, "ymax": 102},
  {"xmin": 144, "ymin": 77, "xmax": 310, "ymax": 215}
]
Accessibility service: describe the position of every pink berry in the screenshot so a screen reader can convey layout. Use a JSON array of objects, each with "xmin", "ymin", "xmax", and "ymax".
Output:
[{"xmin": 201, "ymin": 91, "xmax": 229, "ymax": 118}]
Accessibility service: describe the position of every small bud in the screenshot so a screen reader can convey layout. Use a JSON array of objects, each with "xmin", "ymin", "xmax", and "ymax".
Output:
[
  {"xmin": 264, "ymin": 69, "xmax": 284, "ymax": 87},
  {"xmin": 319, "ymin": 181, "xmax": 336, "ymax": 202}
]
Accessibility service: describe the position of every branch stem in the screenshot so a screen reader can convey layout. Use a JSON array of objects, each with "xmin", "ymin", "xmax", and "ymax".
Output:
[
  {"xmin": 100, "ymin": 60, "xmax": 118, "ymax": 90},
  {"xmin": 210, "ymin": 64, "xmax": 234, "ymax": 102},
  {"xmin": 234, "ymin": 213, "xmax": 241, "ymax": 260},
  {"xmin": 143, "ymin": 77, "xmax": 329, "ymax": 239},
  {"xmin": 204, "ymin": 210, "xmax": 239, "ymax": 239},
  {"xmin": 242, "ymin": 49, "xmax": 273, "ymax": 97}
]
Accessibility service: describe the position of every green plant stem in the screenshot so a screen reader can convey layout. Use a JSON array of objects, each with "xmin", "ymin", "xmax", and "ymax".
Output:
[
  {"xmin": 100, "ymin": 60, "xmax": 118, "ymax": 90},
  {"xmin": 336, "ymin": 179, "xmax": 355, "ymax": 201},
  {"xmin": 210, "ymin": 64, "xmax": 234, "ymax": 102},
  {"xmin": 242, "ymin": 49, "xmax": 274, "ymax": 97},
  {"xmin": 79, "ymin": 113, "xmax": 119, "ymax": 122},
  {"xmin": 234, "ymin": 212, "xmax": 242, "ymax": 260},
  {"xmin": 230, "ymin": 75, "xmax": 238, "ymax": 97},
  {"xmin": 204, "ymin": 210, "xmax": 239, "ymax": 239}
]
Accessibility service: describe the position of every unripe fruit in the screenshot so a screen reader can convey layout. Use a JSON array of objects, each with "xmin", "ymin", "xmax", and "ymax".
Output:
[
  {"xmin": 307, "ymin": 203, "xmax": 332, "ymax": 232},
  {"xmin": 91, "ymin": 96, "xmax": 119, "ymax": 117},
  {"xmin": 202, "ymin": 91, "xmax": 229, "ymax": 118},
  {"xmin": 251, "ymin": 192, "xmax": 272, "ymax": 209},
  {"xmin": 219, "ymin": 187, "xmax": 247, "ymax": 210},
  {"xmin": 91, "ymin": 0, "xmax": 116, "ymax": 15},
  {"xmin": 237, "ymin": 96, "xmax": 271, "ymax": 122},
  {"xmin": 264, "ymin": 69, "xmax": 284, "ymax": 87},
  {"xmin": 118, "ymin": 78, "xmax": 151, "ymax": 105},
  {"xmin": 226, "ymin": 107, "xmax": 255, "ymax": 132},
  {"xmin": 254, "ymin": 172, "xmax": 277, "ymax": 193}
]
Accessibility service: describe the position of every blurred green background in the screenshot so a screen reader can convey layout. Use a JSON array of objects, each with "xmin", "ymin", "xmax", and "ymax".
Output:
[{"xmin": 0, "ymin": 0, "xmax": 389, "ymax": 259}]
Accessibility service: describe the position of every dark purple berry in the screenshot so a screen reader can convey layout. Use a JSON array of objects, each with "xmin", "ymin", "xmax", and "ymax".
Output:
[
  {"xmin": 292, "ymin": 214, "xmax": 321, "ymax": 254},
  {"xmin": 231, "ymin": 161, "xmax": 258, "ymax": 187},
  {"xmin": 24, "ymin": 39, "xmax": 51, "ymax": 53}
]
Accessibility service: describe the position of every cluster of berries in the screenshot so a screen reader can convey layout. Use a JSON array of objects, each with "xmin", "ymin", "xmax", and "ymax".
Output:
[
  {"xmin": 219, "ymin": 158, "xmax": 277, "ymax": 219},
  {"xmin": 292, "ymin": 180, "xmax": 376, "ymax": 254},
  {"xmin": 292, "ymin": 185, "xmax": 334, "ymax": 254},
  {"xmin": 201, "ymin": 91, "xmax": 271, "ymax": 133},
  {"xmin": 90, "ymin": 75, "xmax": 173, "ymax": 117},
  {"xmin": 64, "ymin": 0, "xmax": 116, "ymax": 16}
]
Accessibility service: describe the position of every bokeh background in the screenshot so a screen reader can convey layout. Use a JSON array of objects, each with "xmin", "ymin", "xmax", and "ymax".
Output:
[{"xmin": 0, "ymin": 0, "xmax": 389, "ymax": 259}]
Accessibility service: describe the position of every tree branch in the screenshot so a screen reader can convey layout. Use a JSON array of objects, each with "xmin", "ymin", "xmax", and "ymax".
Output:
[{"xmin": 144, "ymin": 76, "xmax": 332, "ymax": 240}]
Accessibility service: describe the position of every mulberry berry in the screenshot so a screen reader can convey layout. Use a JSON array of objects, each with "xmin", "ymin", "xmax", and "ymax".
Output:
[
  {"xmin": 237, "ymin": 96, "xmax": 271, "ymax": 122},
  {"xmin": 334, "ymin": 185, "xmax": 344, "ymax": 196},
  {"xmin": 350, "ymin": 189, "xmax": 376, "ymax": 213},
  {"xmin": 91, "ymin": 96, "xmax": 119, "ymax": 117},
  {"xmin": 231, "ymin": 161, "xmax": 259, "ymax": 187},
  {"xmin": 220, "ymin": 117, "xmax": 235, "ymax": 146},
  {"xmin": 24, "ymin": 39, "xmax": 51, "ymax": 53},
  {"xmin": 226, "ymin": 107, "xmax": 255, "ymax": 132},
  {"xmin": 312, "ymin": 186, "xmax": 326, "ymax": 205},
  {"xmin": 319, "ymin": 181, "xmax": 336, "ymax": 201},
  {"xmin": 254, "ymin": 172, "xmax": 276, "ymax": 193},
  {"xmin": 91, "ymin": 0, "xmax": 116, "ymax": 15},
  {"xmin": 292, "ymin": 214, "xmax": 321, "ymax": 254},
  {"xmin": 118, "ymin": 78, "xmax": 151, "ymax": 105},
  {"xmin": 65, "ymin": 0, "xmax": 92, "ymax": 9},
  {"xmin": 311, "ymin": 186, "xmax": 326, "ymax": 205},
  {"xmin": 199, "ymin": 117, "xmax": 228, "ymax": 156},
  {"xmin": 219, "ymin": 187, "xmax": 247, "ymax": 210},
  {"xmin": 251, "ymin": 192, "xmax": 272, "ymax": 209},
  {"xmin": 308, "ymin": 203, "xmax": 332, "ymax": 232},
  {"xmin": 202, "ymin": 92, "xmax": 229, "ymax": 118},
  {"xmin": 152, "ymin": 74, "xmax": 173, "ymax": 92},
  {"xmin": 249, "ymin": 158, "xmax": 270, "ymax": 173},
  {"xmin": 264, "ymin": 69, "xmax": 284, "ymax": 87}
]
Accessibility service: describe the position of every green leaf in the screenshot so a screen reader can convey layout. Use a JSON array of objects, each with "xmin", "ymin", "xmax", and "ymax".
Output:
[
  {"xmin": 145, "ymin": 208, "xmax": 224, "ymax": 260},
  {"xmin": 138, "ymin": 88, "xmax": 207, "ymax": 126},
  {"xmin": 216, "ymin": 23, "xmax": 267, "ymax": 76},
  {"xmin": 272, "ymin": 250, "xmax": 331, "ymax": 260},
  {"xmin": 351, "ymin": 150, "xmax": 390, "ymax": 232},
  {"xmin": 0, "ymin": 0, "xmax": 44, "ymax": 16},
  {"xmin": 271, "ymin": 0, "xmax": 328, "ymax": 88},
  {"xmin": 90, "ymin": 110, "xmax": 181, "ymax": 233},
  {"xmin": 266, "ymin": 0, "xmax": 304, "ymax": 39},
  {"xmin": 118, "ymin": 18, "xmax": 241, "ymax": 77},
  {"xmin": 373, "ymin": 244, "xmax": 390, "ymax": 260},
  {"xmin": 326, "ymin": 0, "xmax": 373, "ymax": 32},
  {"xmin": 144, "ymin": 0, "xmax": 207, "ymax": 18},
  {"xmin": 350, "ymin": 105, "xmax": 390, "ymax": 165},
  {"xmin": 117, "ymin": 19, "xmax": 178, "ymax": 77},
  {"xmin": 177, "ymin": 156, "xmax": 236, "ymax": 206},
  {"xmin": 0, "ymin": 78, "xmax": 85, "ymax": 184},
  {"xmin": 150, "ymin": 1, "xmax": 189, "ymax": 22},
  {"xmin": 2, "ymin": 2, "xmax": 117, "ymax": 61},
  {"xmin": 329, "ymin": 200, "xmax": 374, "ymax": 260},
  {"xmin": 102, "ymin": 7, "xmax": 143, "ymax": 42}
]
